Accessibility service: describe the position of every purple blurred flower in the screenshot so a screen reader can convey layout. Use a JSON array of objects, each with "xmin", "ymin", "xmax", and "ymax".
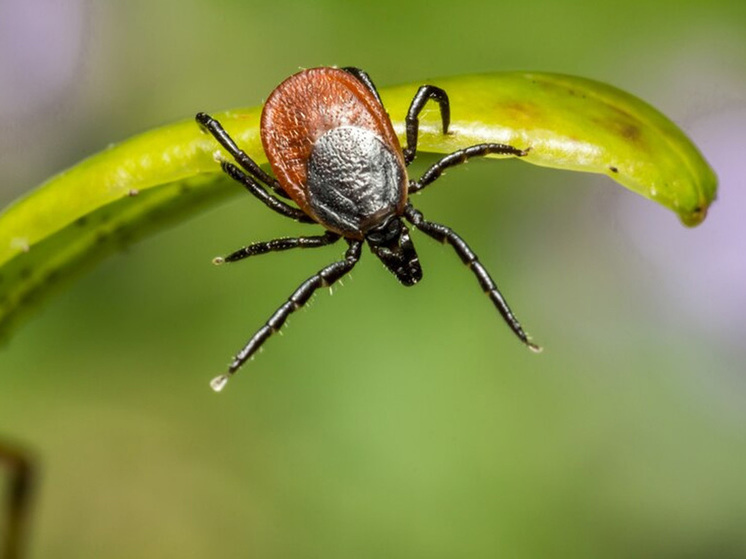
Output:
[{"xmin": 618, "ymin": 109, "xmax": 746, "ymax": 346}]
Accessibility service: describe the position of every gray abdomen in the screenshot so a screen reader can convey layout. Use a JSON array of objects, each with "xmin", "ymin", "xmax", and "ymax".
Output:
[{"xmin": 307, "ymin": 126, "xmax": 405, "ymax": 236}]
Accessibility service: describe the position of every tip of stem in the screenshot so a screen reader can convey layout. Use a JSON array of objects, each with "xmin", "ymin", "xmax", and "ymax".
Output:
[
  {"xmin": 212, "ymin": 256, "xmax": 225, "ymax": 265},
  {"xmin": 527, "ymin": 340, "xmax": 543, "ymax": 354},
  {"xmin": 210, "ymin": 374, "xmax": 230, "ymax": 393}
]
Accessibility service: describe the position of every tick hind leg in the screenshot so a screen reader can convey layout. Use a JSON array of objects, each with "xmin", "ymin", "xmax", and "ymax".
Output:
[
  {"xmin": 1, "ymin": 441, "xmax": 34, "ymax": 559},
  {"xmin": 195, "ymin": 112, "xmax": 290, "ymax": 199},
  {"xmin": 404, "ymin": 205, "xmax": 540, "ymax": 353},
  {"xmin": 342, "ymin": 67, "xmax": 384, "ymax": 106},
  {"xmin": 404, "ymin": 85, "xmax": 451, "ymax": 165},
  {"xmin": 210, "ymin": 239, "xmax": 363, "ymax": 391}
]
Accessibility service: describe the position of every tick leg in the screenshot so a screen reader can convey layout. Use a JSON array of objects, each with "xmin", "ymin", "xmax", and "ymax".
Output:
[
  {"xmin": 215, "ymin": 231, "xmax": 341, "ymax": 264},
  {"xmin": 409, "ymin": 143, "xmax": 530, "ymax": 194},
  {"xmin": 221, "ymin": 162, "xmax": 315, "ymax": 223},
  {"xmin": 195, "ymin": 112, "xmax": 290, "ymax": 199},
  {"xmin": 404, "ymin": 85, "xmax": 451, "ymax": 166},
  {"xmin": 341, "ymin": 67, "xmax": 383, "ymax": 106},
  {"xmin": 211, "ymin": 240, "xmax": 363, "ymax": 389},
  {"xmin": 404, "ymin": 205, "xmax": 540, "ymax": 353},
  {"xmin": 1, "ymin": 442, "xmax": 34, "ymax": 559}
]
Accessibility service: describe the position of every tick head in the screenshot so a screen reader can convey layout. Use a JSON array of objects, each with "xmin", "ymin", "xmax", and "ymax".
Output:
[{"xmin": 366, "ymin": 216, "xmax": 422, "ymax": 286}]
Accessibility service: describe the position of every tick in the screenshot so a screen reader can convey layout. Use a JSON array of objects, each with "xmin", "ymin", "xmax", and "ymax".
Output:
[{"xmin": 197, "ymin": 66, "xmax": 540, "ymax": 391}]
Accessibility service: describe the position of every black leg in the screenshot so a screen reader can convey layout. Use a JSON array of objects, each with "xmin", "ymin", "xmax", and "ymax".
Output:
[
  {"xmin": 404, "ymin": 205, "xmax": 540, "ymax": 353},
  {"xmin": 1, "ymin": 442, "xmax": 34, "ymax": 559},
  {"xmin": 214, "ymin": 231, "xmax": 341, "ymax": 264},
  {"xmin": 409, "ymin": 143, "xmax": 530, "ymax": 194},
  {"xmin": 221, "ymin": 162, "xmax": 315, "ymax": 223},
  {"xmin": 210, "ymin": 239, "xmax": 364, "ymax": 391},
  {"xmin": 195, "ymin": 112, "xmax": 291, "ymax": 199},
  {"xmin": 341, "ymin": 67, "xmax": 383, "ymax": 106},
  {"xmin": 404, "ymin": 85, "xmax": 451, "ymax": 166}
]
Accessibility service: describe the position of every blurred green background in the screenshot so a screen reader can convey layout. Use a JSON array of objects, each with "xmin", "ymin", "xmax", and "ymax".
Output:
[{"xmin": 1, "ymin": 0, "xmax": 745, "ymax": 557}]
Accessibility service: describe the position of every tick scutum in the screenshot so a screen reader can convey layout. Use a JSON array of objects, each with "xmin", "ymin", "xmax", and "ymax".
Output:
[{"xmin": 306, "ymin": 126, "xmax": 406, "ymax": 237}]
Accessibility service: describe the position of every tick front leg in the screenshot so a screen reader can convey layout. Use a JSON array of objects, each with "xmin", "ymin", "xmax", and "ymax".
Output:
[
  {"xmin": 213, "ymin": 231, "xmax": 341, "ymax": 264},
  {"xmin": 1, "ymin": 441, "xmax": 34, "ymax": 559},
  {"xmin": 210, "ymin": 239, "xmax": 363, "ymax": 391},
  {"xmin": 404, "ymin": 85, "xmax": 451, "ymax": 166},
  {"xmin": 404, "ymin": 205, "xmax": 540, "ymax": 353}
]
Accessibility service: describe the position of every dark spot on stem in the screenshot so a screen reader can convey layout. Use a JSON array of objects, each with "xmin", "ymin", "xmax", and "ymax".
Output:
[
  {"xmin": 619, "ymin": 123, "xmax": 641, "ymax": 142},
  {"xmin": 609, "ymin": 166, "xmax": 619, "ymax": 173}
]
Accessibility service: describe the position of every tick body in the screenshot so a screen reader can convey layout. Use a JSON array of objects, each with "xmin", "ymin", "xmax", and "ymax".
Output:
[
  {"xmin": 197, "ymin": 67, "xmax": 539, "ymax": 391},
  {"xmin": 262, "ymin": 68, "xmax": 407, "ymax": 239}
]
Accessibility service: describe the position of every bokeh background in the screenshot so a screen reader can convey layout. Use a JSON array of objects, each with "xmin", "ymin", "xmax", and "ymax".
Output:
[{"xmin": 1, "ymin": 1, "xmax": 745, "ymax": 557}]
